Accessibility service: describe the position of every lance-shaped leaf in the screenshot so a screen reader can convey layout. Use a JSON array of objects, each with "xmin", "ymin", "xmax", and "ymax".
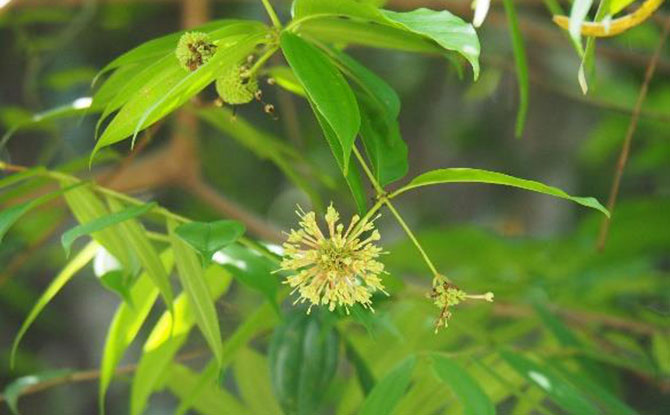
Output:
[
  {"xmin": 502, "ymin": 0, "xmax": 529, "ymax": 138},
  {"xmin": 500, "ymin": 351, "xmax": 599, "ymax": 415},
  {"xmin": 431, "ymin": 354, "xmax": 495, "ymax": 415},
  {"xmin": 169, "ymin": 219, "xmax": 223, "ymax": 364},
  {"xmin": 10, "ymin": 241, "xmax": 98, "ymax": 368},
  {"xmin": 130, "ymin": 265, "xmax": 234, "ymax": 415},
  {"xmin": 61, "ymin": 202, "xmax": 156, "ymax": 257},
  {"xmin": 98, "ymin": 249, "xmax": 174, "ymax": 414},
  {"xmin": 358, "ymin": 355, "xmax": 416, "ymax": 415},
  {"xmin": 3, "ymin": 369, "xmax": 73, "ymax": 415},
  {"xmin": 174, "ymin": 219, "xmax": 245, "ymax": 262},
  {"xmin": 393, "ymin": 168, "xmax": 609, "ymax": 216},
  {"xmin": 280, "ymin": 32, "xmax": 360, "ymax": 173}
]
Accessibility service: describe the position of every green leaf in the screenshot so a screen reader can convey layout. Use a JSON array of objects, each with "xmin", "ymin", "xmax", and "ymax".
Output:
[
  {"xmin": 357, "ymin": 92, "xmax": 408, "ymax": 187},
  {"xmin": 550, "ymin": 362, "xmax": 638, "ymax": 415},
  {"xmin": 234, "ymin": 348, "xmax": 283, "ymax": 415},
  {"xmin": 107, "ymin": 197, "xmax": 174, "ymax": 310},
  {"xmin": 214, "ymin": 244, "xmax": 279, "ymax": 312},
  {"xmin": 167, "ymin": 364, "xmax": 249, "ymax": 415},
  {"xmin": 313, "ymin": 108, "xmax": 368, "ymax": 214},
  {"xmin": 652, "ymin": 333, "xmax": 670, "ymax": 375},
  {"xmin": 358, "ymin": 355, "xmax": 416, "ymax": 415},
  {"xmin": 395, "ymin": 168, "xmax": 609, "ymax": 216},
  {"xmin": 3, "ymin": 369, "xmax": 73, "ymax": 415},
  {"xmin": 502, "ymin": 0, "xmax": 529, "ymax": 138},
  {"xmin": 130, "ymin": 265, "xmax": 234, "ymax": 415},
  {"xmin": 98, "ymin": 249, "xmax": 174, "ymax": 413},
  {"xmin": 609, "ymin": 0, "xmax": 636, "ymax": 14},
  {"xmin": 292, "ymin": 0, "xmax": 384, "ymax": 22},
  {"xmin": 381, "ymin": 8, "xmax": 480, "ymax": 79},
  {"xmin": 174, "ymin": 303, "xmax": 279, "ymax": 415},
  {"xmin": 99, "ymin": 270, "xmax": 134, "ymax": 306},
  {"xmin": 10, "ymin": 241, "xmax": 98, "ymax": 368},
  {"xmin": 169, "ymin": 219, "xmax": 223, "ymax": 365},
  {"xmin": 99, "ymin": 19, "xmax": 246, "ymax": 72},
  {"xmin": 500, "ymin": 351, "xmax": 599, "ymax": 415},
  {"xmin": 93, "ymin": 28, "xmax": 267, "ymax": 160},
  {"xmin": 62, "ymin": 183, "xmax": 134, "ymax": 271},
  {"xmin": 0, "ymin": 182, "xmax": 82, "ymax": 243},
  {"xmin": 431, "ymin": 354, "xmax": 495, "ymax": 415},
  {"xmin": 344, "ymin": 337, "xmax": 376, "ymax": 395},
  {"xmin": 280, "ymin": 31, "xmax": 360, "ymax": 173},
  {"xmin": 61, "ymin": 202, "xmax": 156, "ymax": 257},
  {"xmin": 264, "ymin": 65, "xmax": 307, "ymax": 97},
  {"xmin": 174, "ymin": 219, "xmax": 245, "ymax": 262}
]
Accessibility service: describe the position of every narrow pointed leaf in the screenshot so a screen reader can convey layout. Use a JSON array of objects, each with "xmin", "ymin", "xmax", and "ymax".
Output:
[
  {"xmin": 169, "ymin": 219, "xmax": 223, "ymax": 364},
  {"xmin": 98, "ymin": 249, "xmax": 174, "ymax": 413},
  {"xmin": 395, "ymin": 168, "xmax": 609, "ymax": 216},
  {"xmin": 130, "ymin": 265, "xmax": 233, "ymax": 415},
  {"xmin": 61, "ymin": 202, "xmax": 156, "ymax": 257},
  {"xmin": 10, "ymin": 242, "xmax": 97, "ymax": 368},
  {"xmin": 358, "ymin": 355, "xmax": 416, "ymax": 415},
  {"xmin": 500, "ymin": 351, "xmax": 599, "ymax": 415},
  {"xmin": 3, "ymin": 369, "xmax": 73, "ymax": 415},
  {"xmin": 431, "ymin": 354, "xmax": 495, "ymax": 415},
  {"xmin": 280, "ymin": 32, "xmax": 360, "ymax": 173},
  {"xmin": 502, "ymin": 0, "xmax": 529, "ymax": 138}
]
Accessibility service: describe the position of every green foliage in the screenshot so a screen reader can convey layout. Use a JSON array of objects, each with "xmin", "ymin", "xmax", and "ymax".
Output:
[{"xmin": 1, "ymin": 0, "xmax": 667, "ymax": 414}]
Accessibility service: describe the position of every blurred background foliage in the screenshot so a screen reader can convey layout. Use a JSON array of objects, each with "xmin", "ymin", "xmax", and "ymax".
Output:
[{"xmin": 0, "ymin": 0, "xmax": 669, "ymax": 414}]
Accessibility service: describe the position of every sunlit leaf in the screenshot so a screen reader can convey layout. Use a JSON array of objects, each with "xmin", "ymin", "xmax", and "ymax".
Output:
[
  {"xmin": 130, "ymin": 265, "xmax": 233, "ymax": 415},
  {"xmin": 395, "ymin": 168, "xmax": 609, "ymax": 216},
  {"xmin": 61, "ymin": 202, "xmax": 156, "ymax": 257},
  {"xmin": 98, "ymin": 249, "xmax": 174, "ymax": 413}
]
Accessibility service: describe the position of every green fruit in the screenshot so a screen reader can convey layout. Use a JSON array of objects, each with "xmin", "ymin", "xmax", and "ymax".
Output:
[
  {"xmin": 215, "ymin": 65, "xmax": 259, "ymax": 105},
  {"xmin": 175, "ymin": 31, "xmax": 216, "ymax": 71},
  {"xmin": 269, "ymin": 310, "xmax": 339, "ymax": 415}
]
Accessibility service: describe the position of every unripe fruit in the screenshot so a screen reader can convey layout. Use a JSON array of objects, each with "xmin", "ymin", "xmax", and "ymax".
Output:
[
  {"xmin": 175, "ymin": 31, "xmax": 216, "ymax": 72},
  {"xmin": 215, "ymin": 65, "xmax": 259, "ymax": 105}
]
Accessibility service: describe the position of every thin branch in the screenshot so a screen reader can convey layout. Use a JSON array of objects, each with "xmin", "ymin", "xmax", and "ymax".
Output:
[
  {"xmin": 0, "ymin": 348, "xmax": 208, "ymax": 405},
  {"xmin": 597, "ymin": 16, "xmax": 670, "ymax": 251}
]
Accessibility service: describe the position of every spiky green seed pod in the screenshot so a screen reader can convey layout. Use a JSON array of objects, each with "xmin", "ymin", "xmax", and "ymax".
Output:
[
  {"xmin": 175, "ymin": 31, "xmax": 217, "ymax": 72},
  {"xmin": 215, "ymin": 65, "xmax": 259, "ymax": 105}
]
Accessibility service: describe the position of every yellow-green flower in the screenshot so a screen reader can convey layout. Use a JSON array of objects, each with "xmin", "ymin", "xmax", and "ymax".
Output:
[
  {"xmin": 215, "ymin": 64, "xmax": 259, "ymax": 105},
  {"xmin": 430, "ymin": 275, "xmax": 493, "ymax": 333},
  {"xmin": 280, "ymin": 204, "xmax": 387, "ymax": 313}
]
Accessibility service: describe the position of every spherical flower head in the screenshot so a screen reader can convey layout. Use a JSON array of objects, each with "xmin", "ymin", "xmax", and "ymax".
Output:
[
  {"xmin": 215, "ymin": 65, "xmax": 259, "ymax": 105},
  {"xmin": 280, "ymin": 204, "xmax": 388, "ymax": 314},
  {"xmin": 176, "ymin": 31, "xmax": 217, "ymax": 71},
  {"xmin": 430, "ymin": 275, "xmax": 494, "ymax": 333}
]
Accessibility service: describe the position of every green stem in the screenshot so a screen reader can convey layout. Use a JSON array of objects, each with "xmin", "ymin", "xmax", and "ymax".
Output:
[
  {"xmin": 246, "ymin": 45, "xmax": 278, "ymax": 78},
  {"xmin": 351, "ymin": 146, "xmax": 440, "ymax": 278},
  {"xmin": 384, "ymin": 200, "xmax": 440, "ymax": 277},
  {"xmin": 260, "ymin": 0, "xmax": 282, "ymax": 29},
  {"xmin": 27, "ymin": 166, "xmax": 281, "ymax": 264}
]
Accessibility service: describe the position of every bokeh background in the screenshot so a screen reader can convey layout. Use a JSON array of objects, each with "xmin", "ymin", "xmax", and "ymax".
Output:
[{"xmin": 1, "ymin": 0, "xmax": 669, "ymax": 414}]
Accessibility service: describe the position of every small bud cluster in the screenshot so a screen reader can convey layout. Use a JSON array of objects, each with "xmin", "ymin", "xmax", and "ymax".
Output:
[
  {"xmin": 175, "ymin": 32, "xmax": 217, "ymax": 72},
  {"xmin": 430, "ymin": 275, "xmax": 494, "ymax": 333}
]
